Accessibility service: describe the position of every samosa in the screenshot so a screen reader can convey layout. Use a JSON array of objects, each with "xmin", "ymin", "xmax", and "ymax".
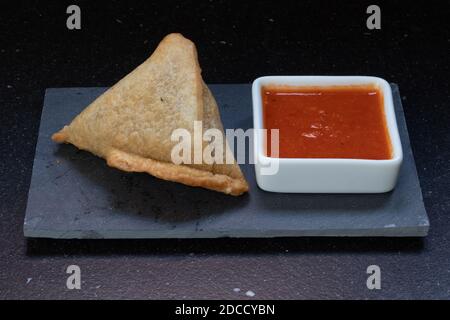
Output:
[{"xmin": 52, "ymin": 33, "xmax": 249, "ymax": 196}]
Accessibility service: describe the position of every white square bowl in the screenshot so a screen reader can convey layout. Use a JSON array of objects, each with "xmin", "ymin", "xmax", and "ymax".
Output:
[{"xmin": 252, "ymin": 76, "xmax": 403, "ymax": 193}]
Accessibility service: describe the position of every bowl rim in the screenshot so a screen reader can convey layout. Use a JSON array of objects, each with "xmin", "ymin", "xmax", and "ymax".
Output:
[{"xmin": 251, "ymin": 75, "xmax": 403, "ymax": 164}]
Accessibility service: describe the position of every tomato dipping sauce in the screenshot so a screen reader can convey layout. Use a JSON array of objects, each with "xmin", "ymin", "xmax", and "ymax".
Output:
[{"xmin": 263, "ymin": 85, "xmax": 392, "ymax": 159}]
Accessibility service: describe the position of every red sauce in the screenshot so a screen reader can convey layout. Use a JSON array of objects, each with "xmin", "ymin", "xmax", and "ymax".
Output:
[{"xmin": 263, "ymin": 85, "xmax": 392, "ymax": 159}]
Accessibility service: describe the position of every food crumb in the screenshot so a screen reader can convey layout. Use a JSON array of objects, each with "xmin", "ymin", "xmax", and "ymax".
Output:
[
  {"xmin": 245, "ymin": 290, "xmax": 255, "ymax": 297},
  {"xmin": 384, "ymin": 224, "xmax": 396, "ymax": 228}
]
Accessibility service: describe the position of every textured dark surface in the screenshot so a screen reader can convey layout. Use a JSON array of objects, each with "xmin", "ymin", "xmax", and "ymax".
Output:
[
  {"xmin": 0, "ymin": 0, "xmax": 449, "ymax": 299},
  {"xmin": 24, "ymin": 85, "xmax": 428, "ymax": 239}
]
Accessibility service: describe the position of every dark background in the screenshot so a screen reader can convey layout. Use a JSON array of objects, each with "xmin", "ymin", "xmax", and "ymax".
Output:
[{"xmin": 0, "ymin": 0, "xmax": 449, "ymax": 299}]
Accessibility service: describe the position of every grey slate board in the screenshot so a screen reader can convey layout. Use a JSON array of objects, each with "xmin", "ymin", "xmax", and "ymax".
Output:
[{"xmin": 24, "ymin": 84, "xmax": 429, "ymax": 238}]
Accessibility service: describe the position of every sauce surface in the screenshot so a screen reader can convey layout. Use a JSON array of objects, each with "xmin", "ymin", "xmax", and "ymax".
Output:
[{"xmin": 263, "ymin": 85, "xmax": 392, "ymax": 159}]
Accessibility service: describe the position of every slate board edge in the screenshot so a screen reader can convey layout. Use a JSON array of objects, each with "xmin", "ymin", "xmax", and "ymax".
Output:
[
  {"xmin": 390, "ymin": 85, "xmax": 430, "ymax": 233},
  {"xmin": 23, "ymin": 225, "xmax": 428, "ymax": 239}
]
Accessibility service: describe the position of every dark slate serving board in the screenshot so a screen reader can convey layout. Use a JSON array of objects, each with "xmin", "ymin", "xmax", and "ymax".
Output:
[{"xmin": 24, "ymin": 84, "xmax": 429, "ymax": 238}]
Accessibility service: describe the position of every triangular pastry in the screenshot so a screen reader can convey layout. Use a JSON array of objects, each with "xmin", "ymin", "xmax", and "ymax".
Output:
[{"xmin": 52, "ymin": 33, "xmax": 249, "ymax": 196}]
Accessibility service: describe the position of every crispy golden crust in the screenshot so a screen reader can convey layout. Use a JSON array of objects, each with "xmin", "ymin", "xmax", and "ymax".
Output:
[
  {"xmin": 52, "ymin": 130, "xmax": 249, "ymax": 196},
  {"xmin": 106, "ymin": 149, "xmax": 248, "ymax": 196},
  {"xmin": 51, "ymin": 128, "xmax": 68, "ymax": 143},
  {"xmin": 52, "ymin": 33, "xmax": 249, "ymax": 196}
]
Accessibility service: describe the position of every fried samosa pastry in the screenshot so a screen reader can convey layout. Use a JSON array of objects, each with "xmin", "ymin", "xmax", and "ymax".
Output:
[{"xmin": 52, "ymin": 33, "xmax": 248, "ymax": 196}]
